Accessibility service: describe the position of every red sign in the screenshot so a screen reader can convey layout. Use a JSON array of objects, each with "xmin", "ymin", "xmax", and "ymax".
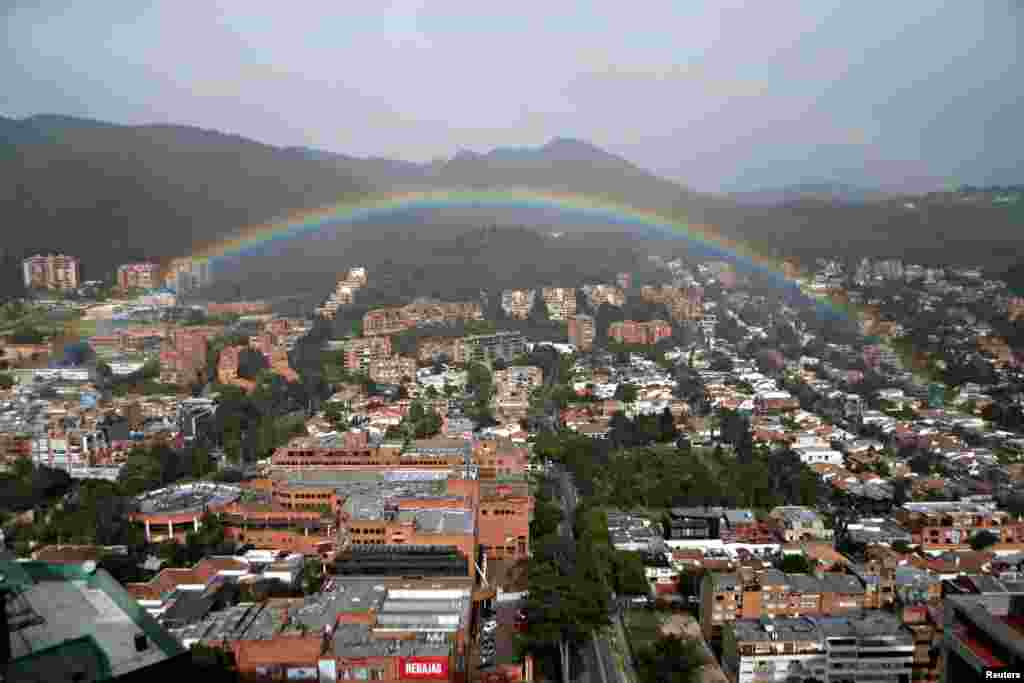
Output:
[{"xmin": 400, "ymin": 657, "xmax": 449, "ymax": 680}]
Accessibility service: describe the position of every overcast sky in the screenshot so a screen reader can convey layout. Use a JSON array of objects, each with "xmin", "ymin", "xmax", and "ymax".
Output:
[{"xmin": 3, "ymin": 1, "xmax": 1021, "ymax": 192}]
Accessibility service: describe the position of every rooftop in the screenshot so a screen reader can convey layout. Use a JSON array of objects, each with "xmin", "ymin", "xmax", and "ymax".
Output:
[
  {"xmin": 731, "ymin": 611, "xmax": 911, "ymax": 644},
  {"xmin": 2, "ymin": 559, "xmax": 186, "ymax": 681},
  {"xmin": 136, "ymin": 483, "xmax": 241, "ymax": 515}
]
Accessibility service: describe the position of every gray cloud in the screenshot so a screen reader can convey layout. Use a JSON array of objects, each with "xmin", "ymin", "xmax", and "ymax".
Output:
[{"xmin": 2, "ymin": 0, "xmax": 1020, "ymax": 191}]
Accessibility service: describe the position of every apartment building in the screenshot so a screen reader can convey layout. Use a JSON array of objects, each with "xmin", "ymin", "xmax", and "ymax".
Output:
[
  {"xmin": 722, "ymin": 612, "xmax": 913, "ymax": 683},
  {"xmin": 117, "ymin": 262, "xmax": 160, "ymax": 290},
  {"xmin": 344, "ymin": 336, "xmax": 393, "ymax": 372},
  {"xmin": 206, "ymin": 301, "xmax": 271, "ymax": 315},
  {"xmin": 608, "ymin": 319, "xmax": 672, "ymax": 346},
  {"xmin": 159, "ymin": 327, "xmax": 214, "ymax": 385},
  {"xmin": 701, "ymin": 569, "xmax": 865, "ymax": 640},
  {"xmin": 583, "ymin": 284, "xmax": 626, "ymax": 308},
  {"xmin": 316, "ymin": 268, "xmax": 367, "ymax": 318},
  {"xmin": 416, "ymin": 336, "xmax": 461, "ymax": 363},
  {"xmin": 640, "ymin": 285, "xmax": 704, "ymax": 322},
  {"xmin": 369, "ymin": 356, "xmax": 417, "ymax": 385},
  {"xmin": 848, "ymin": 552, "xmax": 898, "ymax": 610},
  {"xmin": 363, "ymin": 301, "xmax": 483, "ymax": 336},
  {"xmin": 216, "ymin": 346, "xmax": 255, "ymax": 391},
  {"xmin": 541, "ymin": 287, "xmax": 577, "ymax": 320},
  {"xmin": 768, "ymin": 506, "xmax": 833, "ymax": 543},
  {"xmin": 163, "ymin": 257, "xmax": 212, "ymax": 294},
  {"xmin": 22, "ymin": 253, "xmax": 80, "ymax": 290},
  {"xmin": 568, "ymin": 315, "xmax": 596, "ymax": 352},
  {"xmin": 895, "ymin": 501, "xmax": 1024, "ymax": 551},
  {"xmin": 493, "ymin": 366, "xmax": 543, "ymax": 402},
  {"xmin": 457, "ymin": 331, "xmax": 526, "ymax": 367},
  {"xmin": 501, "ymin": 289, "xmax": 536, "ymax": 319}
]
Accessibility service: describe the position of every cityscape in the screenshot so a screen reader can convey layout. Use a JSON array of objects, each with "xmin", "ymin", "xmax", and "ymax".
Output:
[{"xmin": 3, "ymin": 3, "xmax": 1024, "ymax": 683}]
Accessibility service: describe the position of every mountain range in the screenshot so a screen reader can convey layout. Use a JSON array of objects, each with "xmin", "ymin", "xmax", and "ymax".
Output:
[
  {"xmin": 1, "ymin": 114, "xmax": 1021, "ymax": 299},
  {"xmin": 728, "ymin": 182, "xmax": 893, "ymax": 206}
]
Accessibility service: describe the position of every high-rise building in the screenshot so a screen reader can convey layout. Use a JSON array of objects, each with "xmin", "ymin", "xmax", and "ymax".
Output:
[
  {"xmin": 21, "ymin": 254, "xmax": 80, "ymax": 290},
  {"xmin": 500, "ymin": 289, "xmax": 536, "ymax": 319},
  {"xmin": 541, "ymin": 287, "xmax": 577, "ymax": 320},
  {"xmin": 722, "ymin": 613, "xmax": 913, "ymax": 683},
  {"xmin": 608, "ymin": 319, "xmax": 672, "ymax": 345},
  {"xmin": 164, "ymin": 257, "xmax": 212, "ymax": 294},
  {"xmin": 117, "ymin": 262, "xmax": 160, "ymax": 290},
  {"xmin": 457, "ymin": 331, "xmax": 526, "ymax": 367},
  {"xmin": 568, "ymin": 315, "xmax": 595, "ymax": 352}
]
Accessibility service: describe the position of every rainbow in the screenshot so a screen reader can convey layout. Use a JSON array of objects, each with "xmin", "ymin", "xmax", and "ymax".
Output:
[{"xmin": 190, "ymin": 187, "xmax": 842, "ymax": 302}]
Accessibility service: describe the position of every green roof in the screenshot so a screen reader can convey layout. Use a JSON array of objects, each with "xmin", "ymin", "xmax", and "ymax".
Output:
[{"xmin": 3, "ymin": 560, "xmax": 186, "ymax": 682}]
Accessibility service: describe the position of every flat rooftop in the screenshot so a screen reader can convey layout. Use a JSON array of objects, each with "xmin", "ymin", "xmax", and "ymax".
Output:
[
  {"xmin": 172, "ymin": 577, "xmax": 473, "ymax": 644},
  {"xmin": 3, "ymin": 560, "xmax": 185, "ymax": 681},
  {"xmin": 136, "ymin": 483, "xmax": 241, "ymax": 515},
  {"xmin": 332, "ymin": 623, "xmax": 450, "ymax": 658}
]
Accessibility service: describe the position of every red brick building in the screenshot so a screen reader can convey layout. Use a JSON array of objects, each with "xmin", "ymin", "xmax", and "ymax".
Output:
[
  {"xmin": 608, "ymin": 319, "xmax": 672, "ymax": 345},
  {"xmin": 568, "ymin": 315, "xmax": 595, "ymax": 351},
  {"xmin": 116, "ymin": 262, "xmax": 160, "ymax": 290}
]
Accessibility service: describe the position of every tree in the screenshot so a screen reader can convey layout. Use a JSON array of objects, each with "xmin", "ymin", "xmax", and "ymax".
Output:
[
  {"xmin": 969, "ymin": 530, "xmax": 999, "ymax": 551},
  {"xmin": 891, "ymin": 540, "xmax": 911, "ymax": 554},
  {"xmin": 658, "ymin": 407, "xmax": 678, "ymax": 443},
  {"xmin": 610, "ymin": 551, "xmax": 651, "ymax": 596},
  {"xmin": 634, "ymin": 636, "xmax": 705, "ymax": 683},
  {"xmin": 522, "ymin": 556, "xmax": 611, "ymax": 683},
  {"xmin": 614, "ymin": 383, "xmax": 638, "ymax": 403},
  {"xmin": 909, "ymin": 453, "xmax": 934, "ymax": 476},
  {"xmin": 323, "ymin": 403, "xmax": 346, "ymax": 430},
  {"xmin": 0, "ymin": 373, "xmax": 15, "ymax": 389},
  {"xmin": 892, "ymin": 479, "xmax": 910, "ymax": 507},
  {"xmin": 779, "ymin": 554, "xmax": 814, "ymax": 574},
  {"xmin": 303, "ymin": 557, "xmax": 325, "ymax": 595},
  {"xmin": 530, "ymin": 496, "xmax": 564, "ymax": 539}
]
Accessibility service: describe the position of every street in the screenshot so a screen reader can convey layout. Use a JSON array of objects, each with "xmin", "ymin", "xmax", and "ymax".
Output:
[{"xmin": 551, "ymin": 463, "xmax": 630, "ymax": 683}]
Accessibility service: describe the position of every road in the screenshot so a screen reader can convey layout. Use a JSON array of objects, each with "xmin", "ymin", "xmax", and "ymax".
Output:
[{"xmin": 551, "ymin": 463, "xmax": 630, "ymax": 683}]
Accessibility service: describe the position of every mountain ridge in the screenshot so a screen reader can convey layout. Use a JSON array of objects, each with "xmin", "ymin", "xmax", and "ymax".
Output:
[{"xmin": 1, "ymin": 113, "xmax": 1023, "ymax": 299}]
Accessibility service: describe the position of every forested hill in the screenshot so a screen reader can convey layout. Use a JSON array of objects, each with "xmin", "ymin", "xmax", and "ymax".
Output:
[
  {"xmin": 0, "ymin": 115, "xmax": 368, "ymax": 293},
  {"xmin": 2, "ymin": 114, "xmax": 1022, "ymax": 299}
]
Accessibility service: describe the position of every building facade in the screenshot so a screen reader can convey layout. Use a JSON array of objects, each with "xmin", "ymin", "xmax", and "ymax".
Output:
[
  {"xmin": 722, "ymin": 613, "xmax": 913, "ymax": 683},
  {"xmin": 117, "ymin": 262, "xmax": 160, "ymax": 290},
  {"xmin": 22, "ymin": 253, "xmax": 80, "ymax": 290},
  {"xmin": 541, "ymin": 287, "xmax": 577, "ymax": 320},
  {"xmin": 608, "ymin": 319, "xmax": 672, "ymax": 346},
  {"xmin": 568, "ymin": 315, "xmax": 595, "ymax": 352}
]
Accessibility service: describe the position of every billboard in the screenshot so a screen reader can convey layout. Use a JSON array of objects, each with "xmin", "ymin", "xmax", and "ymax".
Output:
[{"xmin": 400, "ymin": 657, "xmax": 449, "ymax": 680}]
